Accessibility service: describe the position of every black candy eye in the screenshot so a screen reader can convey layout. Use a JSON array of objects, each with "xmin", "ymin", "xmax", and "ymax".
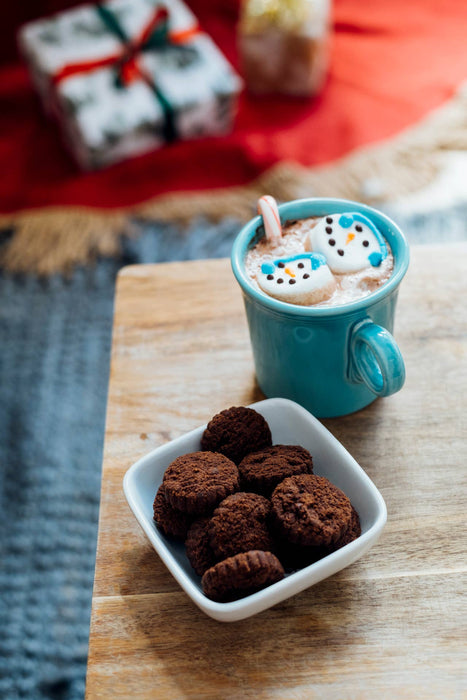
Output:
[
  {"xmin": 298, "ymin": 262, "xmax": 304, "ymax": 268},
  {"xmin": 356, "ymin": 225, "xmax": 363, "ymax": 232},
  {"xmin": 277, "ymin": 262, "xmax": 285, "ymax": 268}
]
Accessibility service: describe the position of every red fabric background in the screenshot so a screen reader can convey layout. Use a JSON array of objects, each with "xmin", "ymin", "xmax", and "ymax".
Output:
[{"xmin": 1, "ymin": 0, "xmax": 466, "ymax": 213}]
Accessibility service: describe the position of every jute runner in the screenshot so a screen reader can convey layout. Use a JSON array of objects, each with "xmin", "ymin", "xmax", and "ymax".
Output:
[{"xmin": 1, "ymin": 85, "xmax": 466, "ymax": 276}]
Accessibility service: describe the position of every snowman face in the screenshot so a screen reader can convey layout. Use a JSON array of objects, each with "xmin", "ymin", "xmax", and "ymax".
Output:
[
  {"xmin": 257, "ymin": 253, "xmax": 336, "ymax": 306},
  {"xmin": 307, "ymin": 213, "xmax": 388, "ymax": 274}
]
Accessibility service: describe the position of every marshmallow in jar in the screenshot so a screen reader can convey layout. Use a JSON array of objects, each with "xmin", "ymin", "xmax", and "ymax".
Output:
[{"xmin": 238, "ymin": 0, "xmax": 331, "ymax": 96}]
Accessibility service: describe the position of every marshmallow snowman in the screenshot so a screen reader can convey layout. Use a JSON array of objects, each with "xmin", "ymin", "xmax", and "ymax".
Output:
[
  {"xmin": 306, "ymin": 213, "xmax": 388, "ymax": 274},
  {"xmin": 257, "ymin": 253, "xmax": 336, "ymax": 306}
]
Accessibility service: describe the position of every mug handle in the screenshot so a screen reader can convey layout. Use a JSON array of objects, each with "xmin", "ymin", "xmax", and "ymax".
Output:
[{"xmin": 349, "ymin": 318, "xmax": 405, "ymax": 397}]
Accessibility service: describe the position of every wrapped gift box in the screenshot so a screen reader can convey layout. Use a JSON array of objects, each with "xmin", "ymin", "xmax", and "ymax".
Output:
[{"xmin": 18, "ymin": 0, "xmax": 243, "ymax": 169}]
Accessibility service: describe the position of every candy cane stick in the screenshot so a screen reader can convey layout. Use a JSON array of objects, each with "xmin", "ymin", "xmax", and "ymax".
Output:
[{"xmin": 257, "ymin": 195, "xmax": 282, "ymax": 242}]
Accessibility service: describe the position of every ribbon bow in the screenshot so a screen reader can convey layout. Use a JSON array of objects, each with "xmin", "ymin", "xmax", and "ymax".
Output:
[{"xmin": 52, "ymin": 3, "xmax": 200, "ymax": 142}]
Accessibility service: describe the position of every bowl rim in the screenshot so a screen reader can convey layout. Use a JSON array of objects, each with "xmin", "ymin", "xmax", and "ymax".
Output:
[
  {"xmin": 231, "ymin": 197, "xmax": 410, "ymax": 318},
  {"xmin": 123, "ymin": 398, "xmax": 387, "ymax": 621}
]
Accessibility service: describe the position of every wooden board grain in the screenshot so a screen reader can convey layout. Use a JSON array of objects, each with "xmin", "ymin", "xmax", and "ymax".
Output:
[{"xmin": 86, "ymin": 248, "xmax": 467, "ymax": 699}]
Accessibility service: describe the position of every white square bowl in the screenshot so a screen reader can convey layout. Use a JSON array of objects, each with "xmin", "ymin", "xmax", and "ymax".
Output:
[{"xmin": 123, "ymin": 398, "xmax": 387, "ymax": 622}]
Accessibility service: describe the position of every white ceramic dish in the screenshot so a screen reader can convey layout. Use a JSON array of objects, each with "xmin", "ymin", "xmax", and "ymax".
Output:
[{"xmin": 123, "ymin": 398, "xmax": 387, "ymax": 622}]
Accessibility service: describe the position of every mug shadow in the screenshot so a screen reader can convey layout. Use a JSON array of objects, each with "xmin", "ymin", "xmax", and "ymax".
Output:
[{"xmin": 322, "ymin": 397, "xmax": 389, "ymax": 467}]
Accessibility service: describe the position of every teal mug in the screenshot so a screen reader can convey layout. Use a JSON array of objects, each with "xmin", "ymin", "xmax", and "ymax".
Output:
[{"xmin": 231, "ymin": 198, "xmax": 409, "ymax": 418}]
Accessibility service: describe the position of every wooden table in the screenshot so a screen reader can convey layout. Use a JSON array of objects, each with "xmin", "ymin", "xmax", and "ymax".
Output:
[{"xmin": 85, "ymin": 245, "xmax": 466, "ymax": 699}]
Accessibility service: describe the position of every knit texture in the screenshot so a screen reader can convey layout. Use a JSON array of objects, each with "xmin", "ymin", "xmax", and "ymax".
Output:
[
  {"xmin": 0, "ymin": 216, "xmax": 239, "ymax": 700},
  {"xmin": 0, "ymin": 206, "xmax": 466, "ymax": 699}
]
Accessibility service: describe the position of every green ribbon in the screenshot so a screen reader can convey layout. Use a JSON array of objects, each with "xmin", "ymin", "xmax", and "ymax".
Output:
[{"xmin": 96, "ymin": 3, "xmax": 177, "ymax": 143}]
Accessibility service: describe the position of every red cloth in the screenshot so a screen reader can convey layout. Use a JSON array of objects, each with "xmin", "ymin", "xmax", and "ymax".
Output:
[{"xmin": 1, "ymin": 0, "xmax": 467, "ymax": 213}]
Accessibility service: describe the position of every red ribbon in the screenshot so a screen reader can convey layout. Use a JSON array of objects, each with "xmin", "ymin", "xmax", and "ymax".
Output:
[{"xmin": 51, "ymin": 6, "xmax": 200, "ymax": 88}]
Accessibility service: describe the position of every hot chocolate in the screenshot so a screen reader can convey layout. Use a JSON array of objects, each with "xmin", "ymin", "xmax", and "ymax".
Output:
[{"xmin": 246, "ymin": 199, "xmax": 394, "ymax": 308}]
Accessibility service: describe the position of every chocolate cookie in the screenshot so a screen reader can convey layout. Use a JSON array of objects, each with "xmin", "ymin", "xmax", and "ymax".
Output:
[
  {"xmin": 271, "ymin": 474, "xmax": 352, "ymax": 547},
  {"xmin": 329, "ymin": 505, "xmax": 361, "ymax": 551},
  {"xmin": 152, "ymin": 484, "xmax": 192, "ymax": 539},
  {"xmin": 163, "ymin": 451, "xmax": 239, "ymax": 515},
  {"xmin": 185, "ymin": 517, "xmax": 218, "ymax": 576},
  {"xmin": 201, "ymin": 406, "xmax": 272, "ymax": 464},
  {"xmin": 239, "ymin": 444, "xmax": 313, "ymax": 496},
  {"xmin": 201, "ymin": 550, "xmax": 285, "ymax": 602},
  {"xmin": 209, "ymin": 492, "xmax": 274, "ymax": 559}
]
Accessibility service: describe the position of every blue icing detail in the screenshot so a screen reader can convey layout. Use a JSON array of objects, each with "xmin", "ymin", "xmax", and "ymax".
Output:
[
  {"xmin": 368, "ymin": 251, "xmax": 383, "ymax": 267},
  {"xmin": 268, "ymin": 252, "xmax": 327, "ymax": 271},
  {"xmin": 310, "ymin": 253, "xmax": 327, "ymax": 270},
  {"xmin": 261, "ymin": 253, "xmax": 330, "ymax": 277},
  {"xmin": 337, "ymin": 212, "xmax": 388, "ymax": 261},
  {"xmin": 261, "ymin": 262, "xmax": 276, "ymax": 275},
  {"xmin": 338, "ymin": 215, "xmax": 354, "ymax": 229}
]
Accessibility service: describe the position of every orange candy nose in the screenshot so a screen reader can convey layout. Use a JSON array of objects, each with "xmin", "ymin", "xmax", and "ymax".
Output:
[
  {"xmin": 285, "ymin": 267, "xmax": 295, "ymax": 277},
  {"xmin": 345, "ymin": 233, "xmax": 356, "ymax": 245}
]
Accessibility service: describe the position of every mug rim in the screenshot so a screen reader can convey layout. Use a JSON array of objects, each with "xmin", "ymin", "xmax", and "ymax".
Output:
[{"xmin": 231, "ymin": 197, "xmax": 410, "ymax": 317}]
